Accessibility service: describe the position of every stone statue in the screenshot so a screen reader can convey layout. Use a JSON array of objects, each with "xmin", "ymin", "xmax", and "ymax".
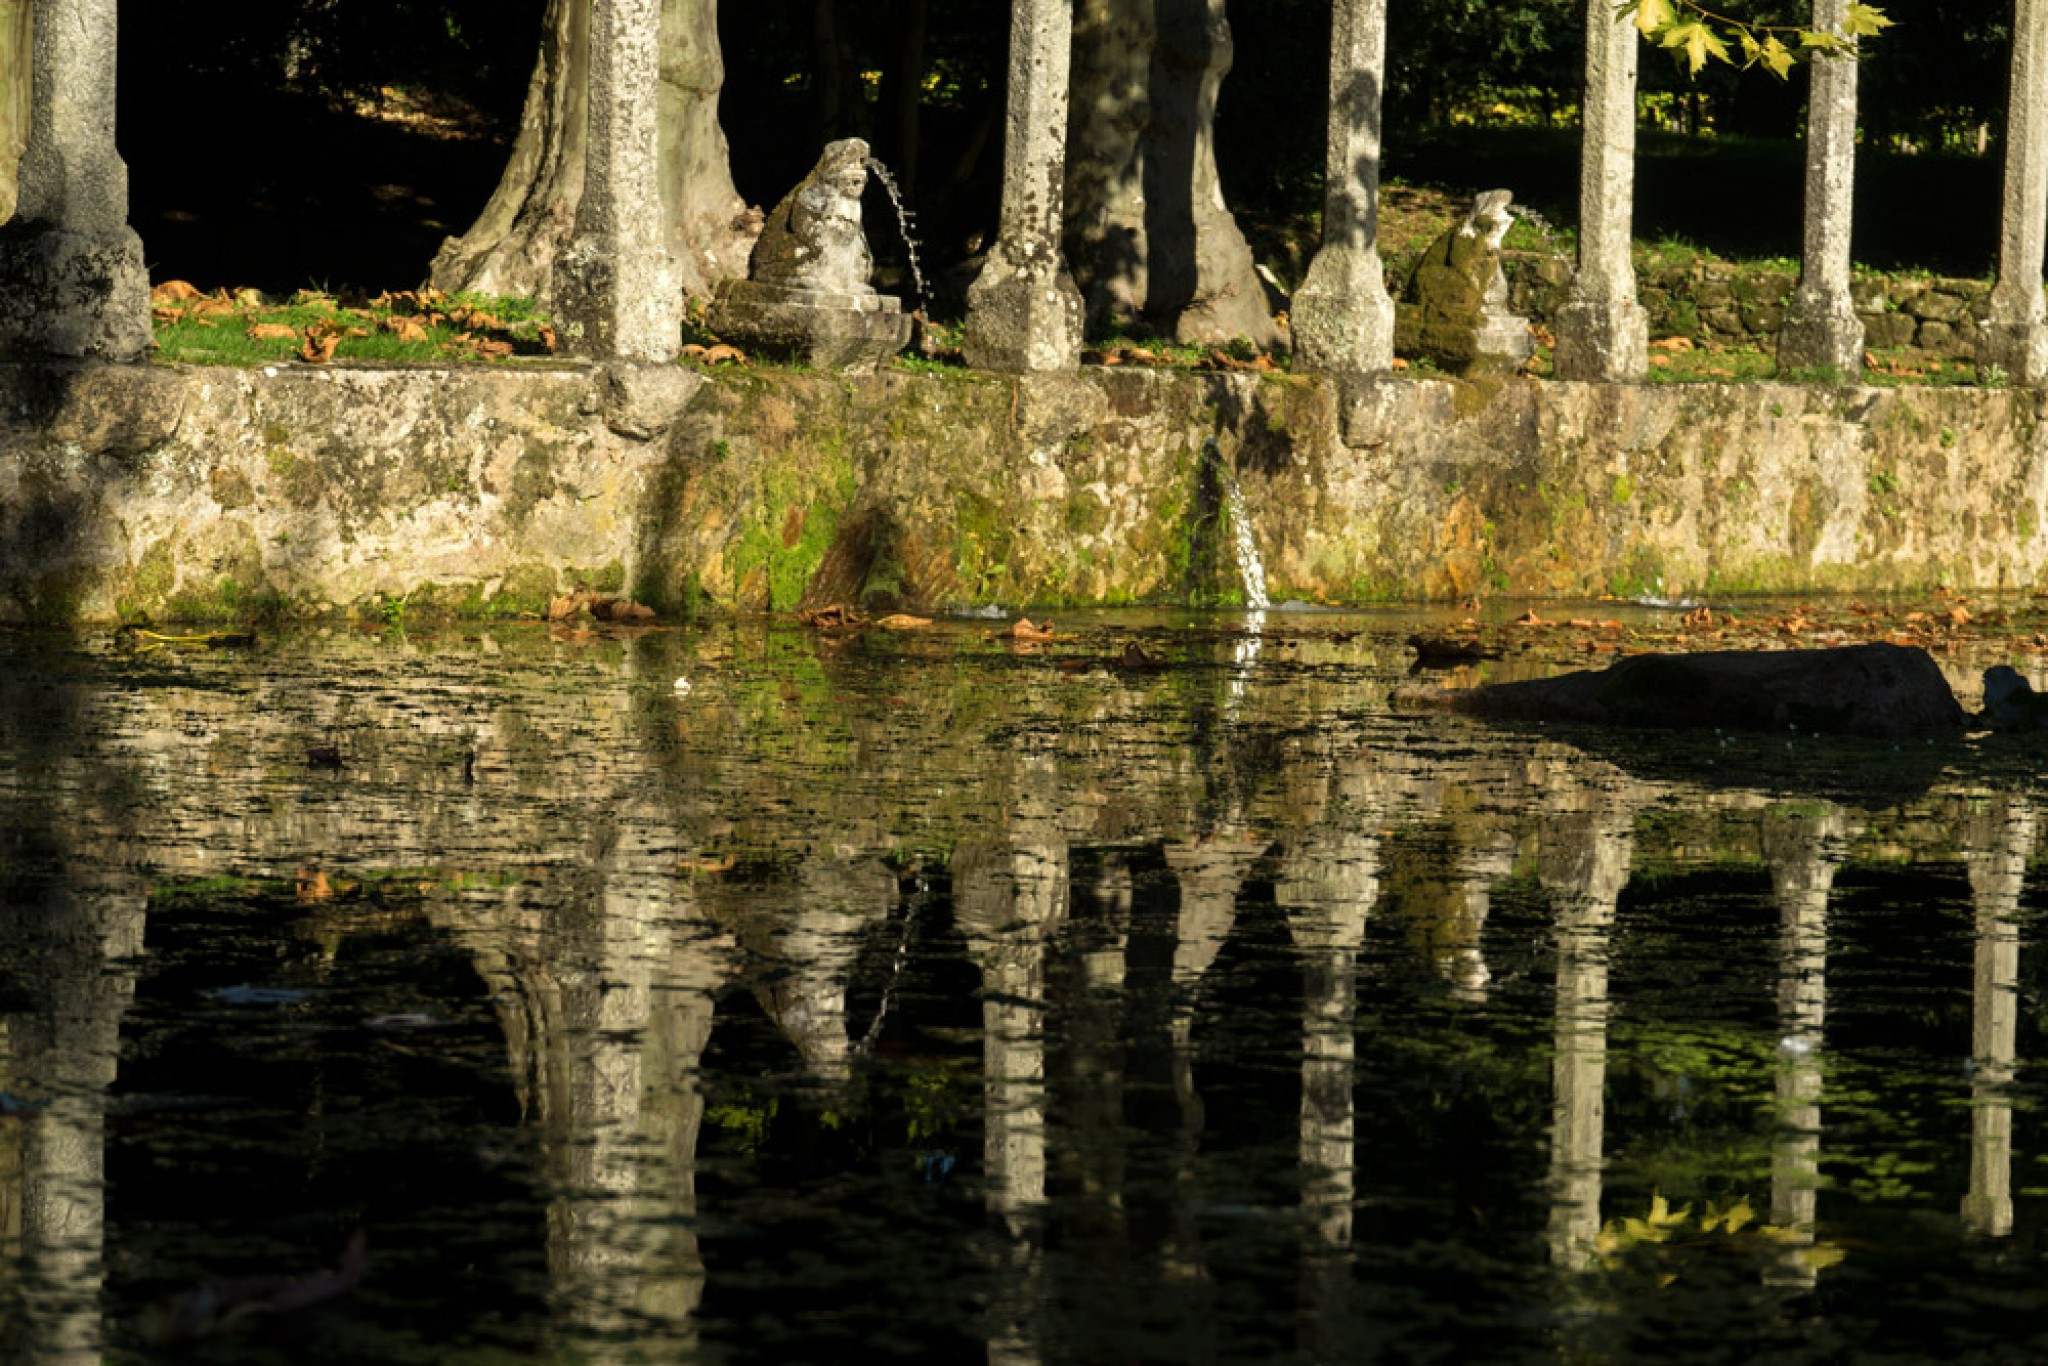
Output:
[
  {"xmin": 706, "ymin": 137, "xmax": 912, "ymax": 372},
  {"xmin": 1395, "ymin": 189, "xmax": 1534, "ymax": 376}
]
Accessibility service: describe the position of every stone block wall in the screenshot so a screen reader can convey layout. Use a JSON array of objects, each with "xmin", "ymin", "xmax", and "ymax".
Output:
[{"xmin": 1503, "ymin": 254, "xmax": 1996, "ymax": 359}]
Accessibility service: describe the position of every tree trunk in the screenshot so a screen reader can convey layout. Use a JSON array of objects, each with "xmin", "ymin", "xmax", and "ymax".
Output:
[
  {"xmin": 1064, "ymin": 0, "xmax": 1276, "ymax": 347},
  {"xmin": 0, "ymin": 0, "xmax": 31, "ymax": 223},
  {"xmin": 431, "ymin": 0, "xmax": 753, "ymax": 304}
]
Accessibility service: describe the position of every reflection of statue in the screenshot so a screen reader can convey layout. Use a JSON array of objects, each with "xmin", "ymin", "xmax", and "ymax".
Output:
[
  {"xmin": 752, "ymin": 139, "xmax": 877, "ymax": 295},
  {"xmin": 707, "ymin": 137, "xmax": 913, "ymax": 371}
]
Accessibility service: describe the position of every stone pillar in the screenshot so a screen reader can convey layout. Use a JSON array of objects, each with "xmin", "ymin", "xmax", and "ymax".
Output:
[
  {"xmin": 1290, "ymin": 0, "xmax": 1395, "ymax": 374},
  {"xmin": 965, "ymin": 0, "xmax": 1086, "ymax": 373},
  {"xmin": 1553, "ymin": 0, "xmax": 1648, "ymax": 382},
  {"xmin": 0, "ymin": 0, "xmax": 150, "ymax": 361},
  {"xmin": 1778, "ymin": 4, "xmax": 1864, "ymax": 379},
  {"xmin": 1962, "ymin": 800, "xmax": 2032, "ymax": 1238},
  {"xmin": 555, "ymin": 0, "xmax": 684, "ymax": 363},
  {"xmin": 1982, "ymin": 0, "xmax": 2048, "ymax": 385},
  {"xmin": 1761, "ymin": 808, "xmax": 1842, "ymax": 1288}
]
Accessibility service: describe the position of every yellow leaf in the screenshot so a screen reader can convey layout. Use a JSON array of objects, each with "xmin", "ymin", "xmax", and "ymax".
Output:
[
  {"xmin": 1661, "ymin": 19, "xmax": 1729, "ymax": 75},
  {"xmin": 1626, "ymin": 0, "xmax": 1677, "ymax": 38},
  {"xmin": 1717, "ymin": 1198, "xmax": 1755, "ymax": 1235},
  {"xmin": 1647, "ymin": 1193, "xmax": 1691, "ymax": 1228},
  {"xmin": 1800, "ymin": 1242, "xmax": 1848, "ymax": 1271},
  {"xmin": 1622, "ymin": 1217, "xmax": 1673, "ymax": 1244},
  {"xmin": 1761, "ymin": 35, "xmax": 1797, "ymax": 78},
  {"xmin": 1845, "ymin": 3, "xmax": 1892, "ymax": 37}
]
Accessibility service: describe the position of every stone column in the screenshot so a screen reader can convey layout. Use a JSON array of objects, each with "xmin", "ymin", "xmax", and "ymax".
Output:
[
  {"xmin": 1778, "ymin": 5, "xmax": 1864, "ymax": 379},
  {"xmin": 1982, "ymin": 0, "xmax": 2048, "ymax": 385},
  {"xmin": 1761, "ymin": 808, "xmax": 1842, "ymax": 1288},
  {"xmin": 1290, "ymin": 0, "xmax": 1395, "ymax": 374},
  {"xmin": 1962, "ymin": 800, "xmax": 2032, "ymax": 1238},
  {"xmin": 1553, "ymin": 0, "xmax": 1648, "ymax": 382},
  {"xmin": 0, "ymin": 0, "xmax": 150, "ymax": 361},
  {"xmin": 555, "ymin": 0, "xmax": 684, "ymax": 363},
  {"xmin": 965, "ymin": 0, "xmax": 1086, "ymax": 373}
]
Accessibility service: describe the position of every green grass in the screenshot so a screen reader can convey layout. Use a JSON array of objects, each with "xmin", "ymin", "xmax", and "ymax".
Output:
[{"xmin": 153, "ymin": 287, "xmax": 555, "ymax": 367}]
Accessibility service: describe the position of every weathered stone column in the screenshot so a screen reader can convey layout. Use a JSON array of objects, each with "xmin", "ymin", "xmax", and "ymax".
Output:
[
  {"xmin": 1553, "ymin": 0, "xmax": 1648, "ymax": 382},
  {"xmin": 0, "ymin": 0, "xmax": 150, "ymax": 361},
  {"xmin": 965, "ymin": 0, "xmax": 1086, "ymax": 373},
  {"xmin": 1778, "ymin": 6, "xmax": 1864, "ymax": 379},
  {"xmin": 1982, "ymin": 0, "xmax": 2048, "ymax": 385},
  {"xmin": 1290, "ymin": 0, "xmax": 1395, "ymax": 374},
  {"xmin": 555, "ymin": 0, "xmax": 684, "ymax": 362}
]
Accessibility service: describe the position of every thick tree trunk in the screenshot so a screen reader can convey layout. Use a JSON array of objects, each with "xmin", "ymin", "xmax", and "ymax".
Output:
[
  {"xmin": 431, "ymin": 0, "xmax": 753, "ymax": 304},
  {"xmin": 0, "ymin": 0, "xmax": 30, "ymax": 222},
  {"xmin": 1064, "ymin": 0, "xmax": 1276, "ymax": 347}
]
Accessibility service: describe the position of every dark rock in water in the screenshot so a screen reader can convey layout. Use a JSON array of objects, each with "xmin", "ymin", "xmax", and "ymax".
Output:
[
  {"xmin": 1395, "ymin": 643, "xmax": 1964, "ymax": 740},
  {"xmin": 1980, "ymin": 665, "xmax": 2048, "ymax": 731}
]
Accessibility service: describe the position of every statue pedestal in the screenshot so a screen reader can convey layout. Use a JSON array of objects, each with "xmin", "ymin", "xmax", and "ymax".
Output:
[{"xmin": 707, "ymin": 279, "xmax": 913, "ymax": 373}]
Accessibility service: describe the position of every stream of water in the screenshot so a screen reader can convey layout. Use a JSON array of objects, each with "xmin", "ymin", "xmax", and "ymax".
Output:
[{"xmin": 2, "ymin": 609, "xmax": 2046, "ymax": 1363}]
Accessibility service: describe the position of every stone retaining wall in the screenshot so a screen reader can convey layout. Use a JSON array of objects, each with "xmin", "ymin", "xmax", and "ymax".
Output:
[
  {"xmin": 1, "ymin": 360, "xmax": 2043, "ymax": 624},
  {"xmin": 1503, "ymin": 254, "xmax": 1995, "ymax": 359}
]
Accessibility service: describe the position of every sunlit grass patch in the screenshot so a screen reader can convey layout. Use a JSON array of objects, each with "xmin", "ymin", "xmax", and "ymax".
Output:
[{"xmin": 151, "ymin": 282, "xmax": 557, "ymax": 366}]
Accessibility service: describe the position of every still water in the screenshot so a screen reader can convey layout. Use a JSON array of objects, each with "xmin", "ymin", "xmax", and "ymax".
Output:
[{"xmin": 1, "ymin": 609, "xmax": 2045, "ymax": 1363}]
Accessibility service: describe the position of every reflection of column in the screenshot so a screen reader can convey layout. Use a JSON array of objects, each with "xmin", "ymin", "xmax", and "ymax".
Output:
[
  {"xmin": 1541, "ymin": 792, "xmax": 1634, "ymax": 1270},
  {"xmin": 6, "ymin": 878, "xmax": 143, "ymax": 1366},
  {"xmin": 1962, "ymin": 801, "xmax": 2032, "ymax": 1238},
  {"xmin": 955, "ymin": 829, "xmax": 1068, "ymax": 1365},
  {"xmin": 1762, "ymin": 807, "xmax": 1843, "ymax": 1287},
  {"xmin": 462, "ymin": 812, "xmax": 733, "ymax": 1363},
  {"xmin": 1275, "ymin": 831, "xmax": 1377, "ymax": 1258}
]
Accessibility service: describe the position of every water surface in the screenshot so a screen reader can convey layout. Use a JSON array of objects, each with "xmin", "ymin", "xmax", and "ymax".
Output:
[{"xmin": 2, "ymin": 609, "xmax": 2046, "ymax": 1363}]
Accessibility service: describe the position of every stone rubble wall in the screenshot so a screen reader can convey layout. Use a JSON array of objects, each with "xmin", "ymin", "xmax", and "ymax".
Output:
[
  {"xmin": 1503, "ymin": 253, "xmax": 1998, "ymax": 360},
  {"xmin": 1, "ymin": 359, "xmax": 2044, "ymax": 625}
]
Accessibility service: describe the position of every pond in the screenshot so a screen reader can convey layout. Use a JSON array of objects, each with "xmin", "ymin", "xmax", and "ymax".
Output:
[{"xmin": 1, "ymin": 606, "xmax": 2046, "ymax": 1363}]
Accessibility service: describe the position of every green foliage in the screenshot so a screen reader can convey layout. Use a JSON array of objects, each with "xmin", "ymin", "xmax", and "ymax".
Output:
[{"xmin": 1622, "ymin": 0, "xmax": 1892, "ymax": 79}]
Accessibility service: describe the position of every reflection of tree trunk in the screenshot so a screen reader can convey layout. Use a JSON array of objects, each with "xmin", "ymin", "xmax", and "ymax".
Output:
[
  {"xmin": 430, "ymin": 0, "xmax": 754, "ymax": 304},
  {"xmin": 0, "ymin": 0, "xmax": 29, "ymax": 222}
]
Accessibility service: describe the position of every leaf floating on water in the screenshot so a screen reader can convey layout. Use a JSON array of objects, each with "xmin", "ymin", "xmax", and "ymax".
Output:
[
  {"xmin": 874, "ymin": 614, "xmax": 933, "ymax": 630},
  {"xmin": 999, "ymin": 617, "xmax": 1056, "ymax": 642}
]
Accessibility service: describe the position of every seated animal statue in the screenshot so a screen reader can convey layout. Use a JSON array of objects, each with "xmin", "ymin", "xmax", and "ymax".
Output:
[{"xmin": 748, "ymin": 137, "xmax": 878, "ymax": 297}]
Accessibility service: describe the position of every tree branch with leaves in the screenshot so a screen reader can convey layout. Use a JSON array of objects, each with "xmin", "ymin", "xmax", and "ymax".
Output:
[{"xmin": 1621, "ymin": 0, "xmax": 1892, "ymax": 78}]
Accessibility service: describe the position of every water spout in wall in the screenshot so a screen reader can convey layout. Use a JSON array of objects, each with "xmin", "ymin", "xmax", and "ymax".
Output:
[
  {"xmin": 1204, "ymin": 436, "xmax": 1270, "ymax": 612},
  {"xmin": 862, "ymin": 156, "xmax": 928, "ymax": 317}
]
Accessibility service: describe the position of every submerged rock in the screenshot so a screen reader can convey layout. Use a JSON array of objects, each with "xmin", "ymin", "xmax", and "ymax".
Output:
[{"xmin": 1395, "ymin": 643, "xmax": 1965, "ymax": 740}]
